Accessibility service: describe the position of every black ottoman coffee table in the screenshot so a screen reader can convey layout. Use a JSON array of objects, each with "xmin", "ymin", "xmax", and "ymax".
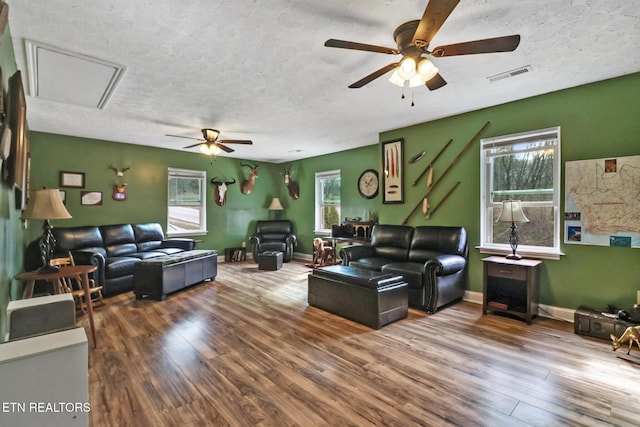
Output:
[
  {"xmin": 308, "ymin": 265, "xmax": 408, "ymax": 329},
  {"xmin": 258, "ymin": 251, "xmax": 283, "ymax": 270}
]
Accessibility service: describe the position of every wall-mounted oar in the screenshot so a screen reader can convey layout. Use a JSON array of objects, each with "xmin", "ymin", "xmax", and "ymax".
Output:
[
  {"xmin": 424, "ymin": 181, "xmax": 460, "ymax": 219},
  {"xmin": 402, "ymin": 121, "xmax": 490, "ymax": 225},
  {"xmin": 412, "ymin": 139, "xmax": 452, "ymax": 186}
]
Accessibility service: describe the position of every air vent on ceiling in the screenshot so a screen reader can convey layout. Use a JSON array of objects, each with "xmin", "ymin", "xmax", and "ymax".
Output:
[
  {"xmin": 487, "ymin": 65, "xmax": 532, "ymax": 83},
  {"xmin": 25, "ymin": 40, "xmax": 126, "ymax": 109}
]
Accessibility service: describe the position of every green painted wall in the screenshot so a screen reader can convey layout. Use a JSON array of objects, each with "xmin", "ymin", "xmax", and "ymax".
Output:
[
  {"xmin": 0, "ymin": 25, "xmax": 21, "ymax": 339},
  {"xmin": 376, "ymin": 72, "xmax": 640, "ymax": 310},
  {"xmin": 27, "ymin": 132, "xmax": 288, "ymax": 253}
]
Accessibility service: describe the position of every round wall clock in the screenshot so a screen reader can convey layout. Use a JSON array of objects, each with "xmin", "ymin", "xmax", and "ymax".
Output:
[{"xmin": 358, "ymin": 169, "xmax": 379, "ymax": 199}]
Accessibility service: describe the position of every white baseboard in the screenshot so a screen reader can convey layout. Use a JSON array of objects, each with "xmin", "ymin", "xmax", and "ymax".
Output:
[{"xmin": 463, "ymin": 290, "xmax": 575, "ymax": 323}]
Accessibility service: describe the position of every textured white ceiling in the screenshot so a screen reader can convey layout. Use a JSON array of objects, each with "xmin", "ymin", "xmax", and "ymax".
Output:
[{"xmin": 7, "ymin": 0, "xmax": 640, "ymax": 163}]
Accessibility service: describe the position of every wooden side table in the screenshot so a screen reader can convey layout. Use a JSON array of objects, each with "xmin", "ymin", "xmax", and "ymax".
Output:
[
  {"xmin": 482, "ymin": 256, "xmax": 542, "ymax": 324},
  {"xmin": 15, "ymin": 265, "xmax": 98, "ymax": 347}
]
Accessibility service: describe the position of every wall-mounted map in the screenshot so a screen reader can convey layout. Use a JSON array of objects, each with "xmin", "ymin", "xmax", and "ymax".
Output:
[{"xmin": 565, "ymin": 155, "xmax": 640, "ymax": 248}]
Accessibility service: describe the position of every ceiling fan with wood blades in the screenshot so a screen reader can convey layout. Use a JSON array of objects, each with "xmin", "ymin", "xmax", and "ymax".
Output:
[
  {"xmin": 167, "ymin": 128, "xmax": 253, "ymax": 155},
  {"xmin": 325, "ymin": 0, "xmax": 520, "ymax": 91}
]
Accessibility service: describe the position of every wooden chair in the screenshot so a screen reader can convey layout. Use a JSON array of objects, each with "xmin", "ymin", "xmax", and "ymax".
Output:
[{"xmin": 49, "ymin": 254, "xmax": 104, "ymax": 313}]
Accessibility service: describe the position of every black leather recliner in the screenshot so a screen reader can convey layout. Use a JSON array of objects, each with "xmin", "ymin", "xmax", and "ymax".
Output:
[{"xmin": 249, "ymin": 220, "xmax": 297, "ymax": 262}]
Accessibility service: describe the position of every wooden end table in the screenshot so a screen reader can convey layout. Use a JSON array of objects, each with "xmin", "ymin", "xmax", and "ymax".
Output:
[
  {"xmin": 15, "ymin": 265, "xmax": 98, "ymax": 347},
  {"xmin": 482, "ymin": 256, "xmax": 542, "ymax": 324}
]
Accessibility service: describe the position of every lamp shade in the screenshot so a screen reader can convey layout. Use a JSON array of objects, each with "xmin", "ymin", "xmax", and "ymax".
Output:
[
  {"xmin": 268, "ymin": 197, "xmax": 284, "ymax": 210},
  {"xmin": 496, "ymin": 200, "xmax": 529, "ymax": 223},
  {"xmin": 22, "ymin": 189, "xmax": 72, "ymax": 220}
]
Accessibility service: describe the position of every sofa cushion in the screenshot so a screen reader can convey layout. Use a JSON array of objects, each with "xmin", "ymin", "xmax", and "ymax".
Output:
[
  {"xmin": 132, "ymin": 223, "xmax": 165, "ymax": 252},
  {"xmin": 129, "ymin": 251, "xmax": 167, "ymax": 260},
  {"xmin": 105, "ymin": 256, "xmax": 141, "ymax": 279},
  {"xmin": 52, "ymin": 226, "xmax": 104, "ymax": 252},
  {"xmin": 409, "ymin": 226, "xmax": 467, "ymax": 262},
  {"xmin": 350, "ymin": 257, "xmax": 397, "ymax": 271},
  {"xmin": 259, "ymin": 242, "xmax": 287, "ymax": 253},
  {"xmin": 156, "ymin": 247, "xmax": 188, "ymax": 255},
  {"xmin": 101, "ymin": 224, "xmax": 137, "ymax": 257},
  {"xmin": 370, "ymin": 224, "xmax": 413, "ymax": 261},
  {"xmin": 382, "ymin": 262, "xmax": 424, "ymax": 289}
]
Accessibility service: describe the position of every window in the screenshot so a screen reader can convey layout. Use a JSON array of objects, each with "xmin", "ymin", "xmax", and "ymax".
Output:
[
  {"xmin": 480, "ymin": 127, "xmax": 561, "ymax": 259},
  {"xmin": 315, "ymin": 170, "xmax": 341, "ymax": 234},
  {"xmin": 167, "ymin": 168, "xmax": 206, "ymax": 236}
]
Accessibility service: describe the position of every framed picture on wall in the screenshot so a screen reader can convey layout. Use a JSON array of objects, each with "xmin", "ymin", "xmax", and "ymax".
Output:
[
  {"xmin": 7, "ymin": 70, "xmax": 27, "ymax": 194},
  {"xmin": 60, "ymin": 171, "xmax": 85, "ymax": 188},
  {"xmin": 81, "ymin": 191, "xmax": 102, "ymax": 206},
  {"xmin": 382, "ymin": 138, "xmax": 404, "ymax": 204}
]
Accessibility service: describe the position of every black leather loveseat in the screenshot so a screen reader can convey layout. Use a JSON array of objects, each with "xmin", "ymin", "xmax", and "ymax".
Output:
[
  {"xmin": 340, "ymin": 224, "xmax": 468, "ymax": 313},
  {"xmin": 25, "ymin": 223, "xmax": 196, "ymax": 296}
]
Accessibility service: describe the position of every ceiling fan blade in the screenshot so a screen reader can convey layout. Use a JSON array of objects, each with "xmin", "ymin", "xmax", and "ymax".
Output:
[
  {"xmin": 167, "ymin": 134, "xmax": 200, "ymax": 141},
  {"xmin": 413, "ymin": 0, "xmax": 460, "ymax": 48},
  {"xmin": 215, "ymin": 143, "xmax": 234, "ymax": 153},
  {"xmin": 431, "ymin": 35, "xmax": 521, "ymax": 57},
  {"xmin": 425, "ymin": 73, "xmax": 447, "ymax": 90},
  {"xmin": 325, "ymin": 39, "xmax": 399, "ymax": 55},
  {"xmin": 348, "ymin": 62, "xmax": 399, "ymax": 88},
  {"xmin": 218, "ymin": 140, "xmax": 253, "ymax": 145},
  {"xmin": 183, "ymin": 142, "xmax": 205, "ymax": 149}
]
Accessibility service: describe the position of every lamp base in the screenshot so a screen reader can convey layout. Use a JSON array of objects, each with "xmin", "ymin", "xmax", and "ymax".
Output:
[{"xmin": 505, "ymin": 254, "xmax": 523, "ymax": 260}]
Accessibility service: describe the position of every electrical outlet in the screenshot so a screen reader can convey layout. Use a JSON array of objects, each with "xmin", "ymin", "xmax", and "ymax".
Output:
[{"xmin": 637, "ymin": 290, "xmax": 640, "ymax": 306}]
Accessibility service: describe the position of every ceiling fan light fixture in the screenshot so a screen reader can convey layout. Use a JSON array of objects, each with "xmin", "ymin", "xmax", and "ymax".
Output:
[
  {"xmin": 408, "ymin": 74, "xmax": 425, "ymax": 88},
  {"xmin": 417, "ymin": 58, "xmax": 438, "ymax": 82},
  {"xmin": 200, "ymin": 143, "xmax": 221, "ymax": 156},
  {"xmin": 202, "ymin": 128, "xmax": 220, "ymax": 141},
  {"xmin": 397, "ymin": 57, "xmax": 417, "ymax": 80},
  {"xmin": 388, "ymin": 69, "xmax": 406, "ymax": 87}
]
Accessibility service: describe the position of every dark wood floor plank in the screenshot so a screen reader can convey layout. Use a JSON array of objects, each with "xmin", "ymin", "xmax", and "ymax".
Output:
[{"xmin": 81, "ymin": 261, "xmax": 640, "ymax": 426}]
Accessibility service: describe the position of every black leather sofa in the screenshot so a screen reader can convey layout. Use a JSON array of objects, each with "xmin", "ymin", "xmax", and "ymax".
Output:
[
  {"xmin": 340, "ymin": 224, "xmax": 468, "ymax": 313},
  {"xmin": 25, "ymin": 223, "xmax": 196, "ymax": 296},
  {"xmin": 249, "ymin": 220, "xmax": 297, "ymax": 262}
]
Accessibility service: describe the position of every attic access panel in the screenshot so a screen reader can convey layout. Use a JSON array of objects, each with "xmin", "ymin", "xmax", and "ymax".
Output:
[{"xmin": 25, "ymin": 40, "xmax": 126, "ymax": 109}]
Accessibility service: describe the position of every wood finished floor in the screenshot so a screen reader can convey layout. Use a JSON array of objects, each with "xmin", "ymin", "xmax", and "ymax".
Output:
[{"xmin": 83, "ymin": 261, "xmax": 640, "ymax": 427}]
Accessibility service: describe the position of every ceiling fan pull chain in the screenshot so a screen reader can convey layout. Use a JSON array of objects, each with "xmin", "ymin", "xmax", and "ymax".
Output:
[
  {"xmin": 411, "ymin": 89, "xmax": 415, "ymax": 107},
  {"xmin": 401, "ymin": 86, "xmax": 405, "ymax": 100}
]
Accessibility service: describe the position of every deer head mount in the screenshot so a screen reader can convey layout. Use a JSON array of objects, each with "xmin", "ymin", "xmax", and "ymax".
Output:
[
  {"xmin": 240, "ymin": 163, "xmax": 259, "ymax": 195},
  {"xmin": 108, "ymin": 165, "xmax": 130, "ymax": 177},
  {"xmin": 282, "ymin": 163, "xmax": 300, "ymax": 200},
  {"xmin": 210, "ymin": 177, "xmax": 236, "ymax": 206}
]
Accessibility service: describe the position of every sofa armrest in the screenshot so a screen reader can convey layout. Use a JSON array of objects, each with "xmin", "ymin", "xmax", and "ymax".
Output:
[
  {"xmin": 425, "ymin": 254, "xmax": 466, "ymax": 276},
  {"xmin": 161, "ymin": 238, "xmax": 195, "ymax": 251},
  {"xmin": 248, "ymin": 234, "xmax": 261, "ymax": 245},
  {"xmin": 285, "ymin": 234, "xmax": 297, "ymax": 246},
  {"xmin": 71, "ymin": 250, "xmax": 106, "ymax": 287},
  {"xmin": 339, "ymin": 244, "xmax": 376, "ymax": 265}
]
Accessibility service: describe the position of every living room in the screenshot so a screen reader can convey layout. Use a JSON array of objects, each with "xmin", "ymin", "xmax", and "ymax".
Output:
[{"xmin": 1, "ymin": 1, "xmax": 640, "ymax": 425}]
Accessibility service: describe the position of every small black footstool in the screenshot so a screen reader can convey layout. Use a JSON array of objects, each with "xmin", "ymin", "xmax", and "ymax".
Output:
[
  {"xmin": 258, "ymin": 251, "xmax": 283, "ymax": 270},
  {"xmin": 308, "ymin": 265, "xmax": 408, "ymax": 329}
]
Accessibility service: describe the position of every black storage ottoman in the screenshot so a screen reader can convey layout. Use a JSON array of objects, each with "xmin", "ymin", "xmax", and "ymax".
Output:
[
  {"xmin": 258, "ymin": 251, "xmax": 283, "ymax": 270},
  {"xmin": 308, "ymin": 265, "xmax": 408, "ymax": 329}
]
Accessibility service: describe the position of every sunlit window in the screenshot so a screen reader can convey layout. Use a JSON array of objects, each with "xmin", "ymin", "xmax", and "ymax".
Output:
[
  {"xmin": 480, "ymin": 127, "xmax": 561, "ymax": 258},
  {"xmin": 167, "ymin": 168, "xmax": 207, "ymax": 236},
  {"xmin": 315, "ymin": 170, "xmax": 341, "ymax": 234}
]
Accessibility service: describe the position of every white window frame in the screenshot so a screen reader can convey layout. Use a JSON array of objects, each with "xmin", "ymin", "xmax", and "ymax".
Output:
[
  {"xmin": 167, "ymin": 167, "xmax": 207, "ymax": 237},
  {"xmin": 479, "ymin": 127, "xmax": 562, "ymax": 259},
  {"xmin": 314, "ymin": 169, "xmax": 341, "ymax": 235}
]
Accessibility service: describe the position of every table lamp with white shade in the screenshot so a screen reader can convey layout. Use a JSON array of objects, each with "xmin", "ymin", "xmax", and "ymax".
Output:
[
  {"xmin": 496, "ymin": 199, "xmax": 529, "ymax": 260},
  {"xmin": 22, "ymin": 188, "xmax": 72, "ymax": 272}
]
